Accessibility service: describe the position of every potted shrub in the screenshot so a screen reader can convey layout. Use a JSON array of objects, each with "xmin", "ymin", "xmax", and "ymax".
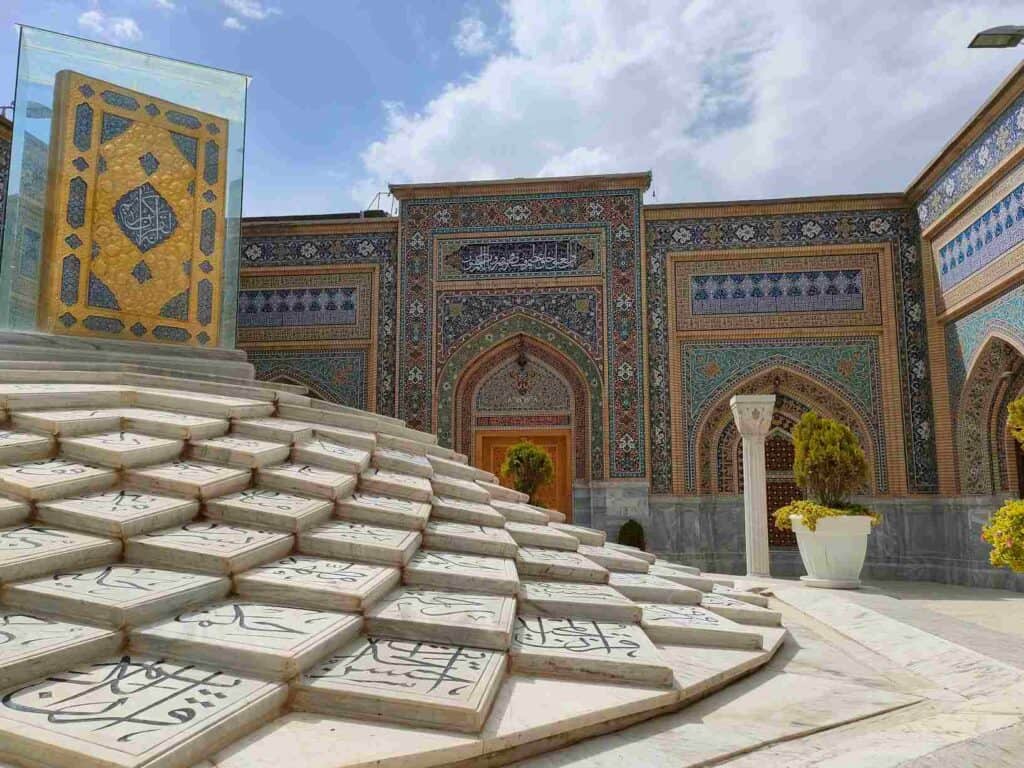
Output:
[
  {"xmin": 773, "ymin": 412, "xmax": 879, "ymax": 589},
  {"xmin": 500, "ymin": 439, "xmax": 554, "ymax": 507},
  {"xmin": 982, "ymin": 396, "xmax": 1024, "ymax": 574}
]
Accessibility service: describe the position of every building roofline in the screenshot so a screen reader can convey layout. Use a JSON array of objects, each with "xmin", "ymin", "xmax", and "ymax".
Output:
[
  {"xmin": 643, "ymin": 191, "xmax": 906, "ymax": 218},
  {"xmin": 388, "ymin": 171, "xmax": 652, "ymax": 200},
  {"xmin": 242, "ymin": 211, "xmax": 393, "ymax": 224}
]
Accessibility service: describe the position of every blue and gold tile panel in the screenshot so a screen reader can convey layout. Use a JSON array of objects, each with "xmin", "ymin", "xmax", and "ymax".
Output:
[
  {"xmin": 436, "ymin": 231, "xmax": 603, "ymax": 281},
  {"xmin": 690, "ymin": 269, "xmax": 864, "ymax": 315}
]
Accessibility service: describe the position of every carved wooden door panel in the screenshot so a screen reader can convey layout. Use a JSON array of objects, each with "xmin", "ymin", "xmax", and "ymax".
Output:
[{"xmin": 765, "ymin": 433, "xmax": 799, "ymax": 548}]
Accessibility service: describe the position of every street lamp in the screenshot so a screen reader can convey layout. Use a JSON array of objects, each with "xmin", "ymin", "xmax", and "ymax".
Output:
[{"xmin": 969, "ymin": 26, "xmax": 1024, "ymax": 48}]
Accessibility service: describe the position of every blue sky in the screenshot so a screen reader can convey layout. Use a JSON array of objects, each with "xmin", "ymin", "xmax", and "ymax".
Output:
[{"xmin": 1, "ymin": 1, "xmax": 1022, "ymax": 216}]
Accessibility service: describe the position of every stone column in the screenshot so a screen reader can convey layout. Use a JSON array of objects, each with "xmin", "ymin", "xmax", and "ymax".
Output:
[{"xmin": 730, "ymin": 394, "xmax": 776, "ymax": 577}]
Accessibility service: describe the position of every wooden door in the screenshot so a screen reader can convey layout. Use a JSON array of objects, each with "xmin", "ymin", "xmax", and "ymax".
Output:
[
  {"xmin": 765, "ymin": 433, "xmax": 799, "ymax": 547},
  {"xmin": 475, "ymin": 430, "xmax": 572, "ymax": 520}
]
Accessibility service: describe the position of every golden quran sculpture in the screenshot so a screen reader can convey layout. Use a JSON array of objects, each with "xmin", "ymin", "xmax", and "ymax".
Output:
[{"xmin": 38, "ymin": 70, "xmax": 228, "ymax": 345}]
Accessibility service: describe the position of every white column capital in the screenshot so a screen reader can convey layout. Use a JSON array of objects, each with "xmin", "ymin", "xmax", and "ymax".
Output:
[{"xmin": 729, "ymin": 394, "xmax": 776, "ymax": 440}]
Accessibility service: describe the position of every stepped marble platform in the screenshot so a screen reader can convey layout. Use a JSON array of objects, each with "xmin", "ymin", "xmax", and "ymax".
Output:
[{"xmin": 0, "ymin": 369, "xmax": 785, "ymax": 768}]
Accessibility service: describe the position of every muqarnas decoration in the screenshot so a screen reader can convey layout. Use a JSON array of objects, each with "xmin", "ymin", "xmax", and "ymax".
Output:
[{"xmin": 37, "ymin": 70, "xmax": 229, "ymax": 345}]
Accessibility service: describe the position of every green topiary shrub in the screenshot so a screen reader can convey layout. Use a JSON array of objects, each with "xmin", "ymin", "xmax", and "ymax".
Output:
[
  {"xmin": 617, "ymin": 519, "xmax": 646, "ymax": 550},
  {"xmin": 774, "ymin": 499, "xmax": 878, "ymax": 533},
  {"xmin": 982, "ymin": 499, "xmax": 1024, "ymax": 572},
  {"xmin": 500, "ymin": 440, "xmax": 554, "ymax": 506}
]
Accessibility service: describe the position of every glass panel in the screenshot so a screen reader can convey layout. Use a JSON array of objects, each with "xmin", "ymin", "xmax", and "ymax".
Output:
[{"xmin": 0, "ymin": 26, "xmax": 249, "ymax": 348}]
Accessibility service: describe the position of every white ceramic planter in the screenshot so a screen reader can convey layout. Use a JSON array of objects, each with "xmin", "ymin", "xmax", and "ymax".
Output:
[{"xmin": 791, "ymin": 514, "xmax": 872, "ymax": 589}]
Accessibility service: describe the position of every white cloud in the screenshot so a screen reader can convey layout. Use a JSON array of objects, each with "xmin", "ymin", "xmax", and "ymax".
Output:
[
  {"xmin": 453, "ymin": 14, "xmax": 493, "ymax": 56},
  {"xmin": 352, "ymin": 0, "xmax": 1022, "ymax": 208},
  {"xmin": 223, "ymin": 16, "xmax": 246, "ymax": 31},
  {"xmin": 222, "ymin": 0, "xmax": 280, "ymax": 21},
  {"xmin": 77, "ymin": 7, "xmax": 142, "ymax": 42},
  {"xmin": 152, "ymin": 0, "xmax": 175, "ymax": 9}
]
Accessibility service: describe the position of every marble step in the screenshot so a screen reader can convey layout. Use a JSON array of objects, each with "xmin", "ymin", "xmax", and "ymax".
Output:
[
  {"xmin": 652, "ymin": 559, "xmax": 701, "ymax": 576},
  {"xmin": 423, "ymin": 443, "xmax": 467, "ymax": 462},
  {"xmin": 431, "ymin": 475, "xmax": 491, "ymax": 504},
  {"xmin": 0, "ymin": 610, "xmax": 122, "ymax": 689},
  {"xmin": 0, "ymin": 497, "xmax": 30, "ymax": 528},
  {"xmin": 293, "ymin": 635, "xmax": 506, "ymax": 733},
  {"xmin": 517, "ymin": 581, "xmax": 641, "ymax": 622},
  {"xmin": 647, "ymin": 564, "xmax": 714, "ymax": 592},
  {"xmin": 335, "ymin": 493, "xmax": 431, "ymax": 531},
  {"xmin": 190, "ymin": 435, "xmax": 291, "ymax": 468},
  {"xmin": 124, "ymin": 460, "xmax": 252, "ymax": 500},
  {"xmin": 477, "ymin": 480, "xmax": 528, "ymax": 503},
  {"xmin": 116, "ymin": 408, "xmax": 230, "ymax": 440},
  {"xmin": 371, "ymin": 447, "xmax": 434, "ymax": 478},
  {"xmin": 403, "ymin": 550, "xmax": 519, "ymax": 596},
  {"xmin": 543, "ymin": 506, "xmax": 567, "ymax": 523},
  {"xmin": 204, "ymin": 488, "xmax": 333, "ymax": 532},
  {"xmin": 0, "ymin": 525, "xmax": 121, "ymax": 582},
  {"xmin": 358, "ymin": 468, "xmax": 432, "ymax": 502},
  {"xmin": 429, "ymin": 496, "xmax": 506, "ymax": 527},
  {"xmin": 130, "ymin": 601, "xmax": 363, "ymax": 680},
  {"xmin": 0, "ymin": 654, "xmax": 287, "ymax": 768},
  {"xmin": 608, "ymin": 573, "xmax": 702, "ymax": 605},
  {"xmin": 504, "ymin": 521, "xmax": 578, "ymax": 551},
  {"xmin": 232, "ymin": 417, "xmax": 315, "ymax": 444},
  {"xmin": 712, "ymin": 584, "xmax": 771, "ymax": 608},
  {"xmin": 276, "ymin": 403, "xmax": 380, "ymax": 437},
  {"xmin": 575, "ymin": 544, "xmax": 649, "ymax": 573},
  {"xmin": 125, "ymin": 522, "xmax": 294, "ymax": 575},
  {"xmin": 297, "ymin": 521, "xmax": 421, "ymax": 567},
  {"xmin": 234, "ymin": 555, "xmax": 400, "ymax": 613},
  {"xmin": 605, "ymin": 542, "xmax": 657, "ymax": 564},
  {"xmin": 3, "ymin": 564, "xmax": 230, "ymax": 628},
  {"xmin": 0, "ymin": 458, "xmax": 117, "ymax": 501},
  {"xmin": 36, "ymin": 489, "xmax": 199, "ymax": 538},
  {"xmin": 292, "ymin": 439, "xmax": 371, "ymax": 475},
  {"xmin": 364, "ymin": 587, "xmax": 516, "ymax": 650},
  {"xmin": 425, "ymin": 454, "xmax": 494, "ymax": 483},
  {"xmin": 515, "ymin": 547, "xmax": 609, "ymax": 583},
  {"xmin": 421, "ymin": 520, "xmax": 518, "ymax": 558},
  {"xmin": 510, "ymin": 616, "xmax": 674, "ymax": 687},
  {"xmin": 60, "ymin": 431, "xmax": 184, "ymax": 468},
  {"xmin": 0, "ymin": 383, "xmax": 126, "ymax": 410},
  {"xmin": 0, "ymin": 430, "xmax": 56, "ymax": 464},
  {"xmin": 549, "ymin": 522, "xmax": 606, "ymax": 547},
  {"xmin": 490, "ymin": 499, "xmax": 549, "ymax": 525},
  {"xmin": 132, "ymin": 388, "xmax": 275, "ymax": 419},
  {"xmin": 638, "ymin": 603, "xmax": 764, "ymax": 649},
  {"xmin": 11, "ymin": 409, "xmax": 121, "ymax": 437},
  {"xmin": 258, "ymin": 462, "xmax": 357, "ymax": 501},
  {"xmin": 312, "ymin": 425, "xmax": 376, "ymax": 454},
  {"xmin": 700, "ymin": 593, "xmax": 783, "ymax": 626},
  {"xmin": 375, "ymin": 433, "xmax": 428, "ymax": 456}
]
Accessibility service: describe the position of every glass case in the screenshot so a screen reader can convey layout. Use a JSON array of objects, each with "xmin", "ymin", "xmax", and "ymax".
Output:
[{"xmin": 0, "ymin": 26, "xmax": 249, "ymax": 347}]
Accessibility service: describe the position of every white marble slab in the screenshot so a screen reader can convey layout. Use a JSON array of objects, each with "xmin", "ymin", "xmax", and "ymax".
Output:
[
  {"xmin": 117, "ymin": 408, "xmax": 230, "ymax": 440},
  {"xmin": 232, "ymin": 417, "xmax": 315, "ymax": 444},
  {"xmin": 293, "ymin": 636, "xmax": 506, "ymax": 732},
  {"xmin": 608, "ymin": 573, "xmax": 702, "ymax": 604},
  {"xmin": 426, "ymin": 454, "xmax": 492, "ymax": 482},
  {"xmin": 432, "ymin": 474, "xmax": 492, "ymax": 503},
  {"xmin": 430, "ymin": 496, "xmax": 506, "ymax": 527},
  {"xmin": 11, "ymin": 409, "xmax": 120, "ymax": 437},
  {"xmin": 652, "ymin": 559, "xmax": 701, "ymax": 575},
  {"xmin": 311, "ymin": 425, "xmax": 376, "ymax": 454},
  {"xmin": 638, "ymin": 603, "xmax": 764, "ymax": 649},
  {"xmin": 124, "ymin": 460, "xmax": 251, "ymax": 500},
  {"xmin": 131, "ymin": 601, "xmax": 363, "ymax": 680},
  {"xmin": 0, "ymin": 459, "xmax": 116, "ymax": 501},
  {"xmin": 0, "ymin": 383, "xmax": 126, "ymax": 410},
  {"xmin": 60, "ymin": 431, "xmax": 183, "ymax": 469},
  {"xmin": 276, "ymin": 403, "xmax": 380, "ymax": 437},
  {"xmin": 259, "ymin": 462, "xmax": 357, "ymax": 500},
  {"xmin": 359, "ymin": 468, "xmax": 432, "ymax": 502},
  {"xmin": 542, "ymin": 506, "xmax": 567, "ymax": 523},
  {"xmin": 335, "ymin": 493, "xmax": 430, "ymax": 531},
  {"xmin": 132, "ymin": 387, "xmax": 275, "ymax": 419},
  {"xmin": 477, "ymin": 480, "xmax": 528, "ymax": 503},
  {"xmin": 3, "ymin": 564, "xmax": 230, "ymax": 628},
  {"xmin": 374, "ymin": 433, "xmax": 427, "ymax": 456},
  {"xmin": 700, "ymin": 593, "xmax": 783, "ymax": 626},
  {"xmin": 510, "ymin": 616, "xmax": 674, "ymax": 687},
  {"xmin": 298, "ymin": 521, "xmax": 420, "ymax": 566},
  {"xmin": 505, "ymin": 521, "xmax": 579, "ymax": 551},
  {"xmin": 36, "ymin": 489, "xmax": 199, "ymax": 538},
  {"xmin": 190, "ymin": 435, "xmax": 291, "ymax": 468},
  {"xmin": 515, "ymin": 547, "xmax": 609, "ymax": 583},
  {"xmin": 364, "ymin": 587, "xmax": 516, "ymax": 650},
  {"xmin": 0, "ymin": 526, "xmax": 120, "ymax": 582},
  {"xmin": 422, "ymin": 520, "xmax": 518, "ymax": 558},
  {"xmin": 371, "ymin": 448, "xmax": 433, "ymax": 478},
  {"xmin": 575, "ymin": 544, "xmax": 649, "ymax": 573},
  {"xmin": 292, "ymin": 439, "xmax": 371, "ymax": 475},
  {"xmin": 404, "ymin": 550, "xmax": 519, "ymax": 596},
  {"xmin": 125, "ymin": 522, "xmax": 293, "ymax": 575},
  {"xmin": 0, "ymin": 497, "xmax": 29, "ymax": 528},
  {"xmin": 517, "ymin": 581, "xmax": 641, "ymax": 623},
  {"xmin": 549, "ymin": 522, "xmax": 606, "ymax": 546},
  {"xmin": 490, "ymin": 499, "xmax": 550, "ymax": 525},
  {"xmin": 0, "ymin": 611, "xmax": 122, "ymax": 688},
  {"xmin": 0, "ymin": 654, "xmax": 286, "ymax": 768},
  {"xmin": 234, "ymin": 555, "xmax": 400, "ymax": 613},
  {"xmin": 204, "ymin": 488, "xmax": 333, "ymax": 532},
  {"xmin": 647, "ymin": 564, "xmax": 714, "ymax": 592},
  {"xmin": 604, "ymin": 542, "xmax": 657, "ymax": 564},
  {"xmin": 711, "ymin": 584, "xmax": 771, "ymax": 608}
]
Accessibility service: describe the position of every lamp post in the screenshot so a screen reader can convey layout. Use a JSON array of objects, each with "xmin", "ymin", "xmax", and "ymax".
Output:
[{"xmin": 969, "ymin": 26, "xmax": 1024, "ymax": 48}]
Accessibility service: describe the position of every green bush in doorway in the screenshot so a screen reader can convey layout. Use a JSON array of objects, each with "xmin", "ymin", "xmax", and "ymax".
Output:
[{"xmin": 500, "ymin": 440, "xmax": 554, "ymax": 506}]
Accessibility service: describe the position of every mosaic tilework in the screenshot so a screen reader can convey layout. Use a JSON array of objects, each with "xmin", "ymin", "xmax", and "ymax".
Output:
[
  {"xmin": 918, "ymin": 90, "xmax": 1024, "ymax": 228},
  {"xmin": 691, "ymin": 269, "xmax": 864, "ymax": 315},
  {"xmin": 0, "ymin": 128, "xmax": 9, "ymax": 244},
  {"xmin": 248, "ymin": 348, "xmax": 368, "ymax": 409},
  {"xmin": 400, "ymin": 189, "xmax": 645, "ymax": 478},
  {"xmin": 437, "ymin": 232, "xmax": 603, "ymax": 281},
  {"xmin": 239, "ymin": 230, "xmax": 397, "ymax": 415},
  {"xmin": 646, "ymin": 208, "xmax": 936, "ymax": 494},
  {"xmin": 475, "ymin": 357, "xmax": 572, "ymax": 413}
]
